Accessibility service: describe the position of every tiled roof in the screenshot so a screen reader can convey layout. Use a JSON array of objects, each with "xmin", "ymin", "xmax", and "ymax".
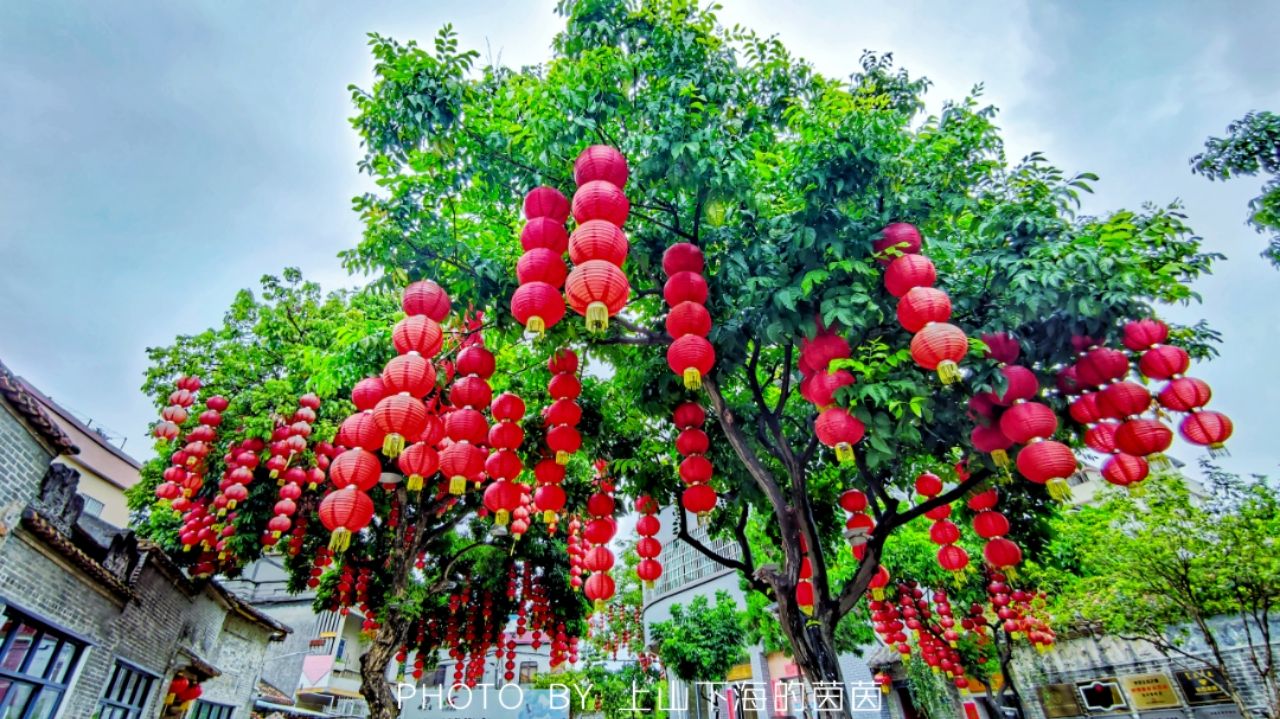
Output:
[{"xmin": 0, "ymin": 359, "xmax": 78, "ymax": 454}]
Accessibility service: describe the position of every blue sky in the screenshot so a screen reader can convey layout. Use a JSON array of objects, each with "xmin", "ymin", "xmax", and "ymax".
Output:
[{"xmin": 2, "ymin": 1, "xmax": 1277, "ymax": 478}]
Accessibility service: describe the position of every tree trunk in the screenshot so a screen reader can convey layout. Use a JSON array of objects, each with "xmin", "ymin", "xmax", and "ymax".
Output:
[
  {"xmin": 772, "ymin": 587, "xmax": 852, "ymax": 719},
  {"xmin": 993, "ymin": 629, "xmax": 1027, "ymax": 719},
  {"xmin": 361, "ymin": 620, "xmax": 403, "ymax": 719}
]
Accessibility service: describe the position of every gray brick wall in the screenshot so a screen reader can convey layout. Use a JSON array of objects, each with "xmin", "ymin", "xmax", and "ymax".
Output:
[{"xmin": 0, "ymin": 401, "xmax": 55, "ymax": 516}]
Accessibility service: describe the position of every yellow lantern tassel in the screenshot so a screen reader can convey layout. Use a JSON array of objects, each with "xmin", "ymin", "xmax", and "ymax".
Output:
[
  {"xmin": 407, "ymin": 474, "xmax": 423, "ymax": 492},
  {"xmin": 1209, "ymin": 442, "xmax": 1230, "ymax": 458},
  {"xmin": 991, "ymin": 449, "xmax": 1009, "ymax": 468},
  {"xmin": 683, "ymin": 367, "xmax": 702, "ymax": 390},
  {"xmin": 1047, "ymin": 478, "xmax": 1073, "ymax": 503},
  {"xmin": 543, "ymin": 510, "xmax": 557, "ymax": 524},
  {"xmin": 448, "ymin": 475, "xmax": 467, "ymax": 495},
  {"xmin": 800, "ymin": 604, "xmax": 814, "ymax": 616},
  {"xmin": 835, "ymin": 443, "xmax": 855, "ymax": 464},
  {"xmin": 872, "ymin": 588, "xmax": 885, "ymax": 601},
  {"xmin": 594, "ymin": 599, "xmax": 606, "ymax": 612},
  {"xmin": 936, "ymin": 360, "xmax": 961, "ymax": 385},
  {"xmin": 585, "ymin": 302, "xmax": 609, "ymax": 332},
  {"xmin": 697, "ymin": 512, "xmax": 710, "ymax": 527},
  {"xmin": 881, "ymin": 684, "xmax": 891, "ymax": 695},
  {"xmin": 1149, "ymin": 453, "xmax": 1172, "ymax": 470},
  {"xmin": 329, "ymin": 528, "xmax": 351, "ymax": 553},
  {"xmin": 556, "ymin": 450, "xmax": 571, "ymax": 465},
  {"xmin": 526, "ymin": 316, "xmax": 546, "ymax": 335},
  {"xmin": 382, "ymin": 433, "xmax": 405, "ymax": 458},
  {"xmin": 495, "ymin": 509, "xmax": 510, "ymax": 526},
  {"xmin": 164, "ymin": 693, "xmax": 175, "ymax": 706},
  {"xmin": 645, "ymin": 580, "xmax": 654, "ymax": 590}
]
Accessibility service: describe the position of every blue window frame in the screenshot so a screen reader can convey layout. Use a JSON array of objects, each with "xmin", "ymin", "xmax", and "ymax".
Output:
[
  {"xmin": 0, "ymin": 608, "xmax": 85, "ymax": 719},
  {"xmin": 95, "ymin": 659, "xmax": 157, "ymax": 719}
]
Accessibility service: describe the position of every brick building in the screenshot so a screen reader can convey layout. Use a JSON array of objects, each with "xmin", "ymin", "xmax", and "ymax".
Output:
[{"xmin": 0, "ymin": 359, "xmax": 290, "ymax": 719}]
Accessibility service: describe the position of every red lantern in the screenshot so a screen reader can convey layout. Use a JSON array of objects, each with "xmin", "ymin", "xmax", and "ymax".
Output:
[
  {"xmin": 1016, "ymin": 440, "xmax": 1077, "ymax": 500},
  {"xmin": 511, "ymin": 282, "xmax": 566, "ymax": 335},
  {"xmin": 397, "ymin": 443, "xmax": 439, "ymax": 492},
  {"xmin": 795, "ymin": 580, "xmax": 815, "ymax": 614},
  {"xmin": 1139, "ymin": 345, "xmax": 1190, "ymax": 380},
  {"xmin": 971, "ymin": 425, "xmax": 1013, "ymax": 468},
  {"xmin": 1102, "ymin": 453, "xmax": 1149, "ymax": 487},
  {"xmin": 883, "ymin": 254, "xmax": 936, "ymax": 298},
  {"xmin": 568, "ymin": 220, "xmax": 629, "ymax": 267},
  {"xmin": 544, "ymin": 398, "xmax": 583, "ymax": 427},
  {"xmin": 667, "ymin": 335, "xmax": 716, "ymax": 389},
  {"xmin": 524, "ymin": 186, "xmax": 570, "ymax": 222},
  {"xmin": 983, "ymin": 537, "xmax": 1022, "ymax": 570},
  {"xmin": 910, "ymin": 322, "xmax": 968, "ymax": 384},
  {"xmin": 968, "ymin": 489, "xmax": 999, "ymax": 511},
  {"xmin": 483, "ymin": 480, "xmax": 524, "ymax": 525},
  {"xmin": 666, "ymin": 301, "xmax": 712, "ymax": 338},
  {"xmin": 402, "ymin": 280, "xmax": 451, "ymax": 322},
  {"xmin": 673, "ymin": 402, "xmax": 706, "ymax": 429},
  {"xmin": 1084, "ymin": 421, "xmax": 1120, "ymax": 454},
  {"xmin": 338, "ymin": 412, "xmax": 384, "ymax": 452},
  {"xmin": 392, "ymin": 316, "xmax": 444, "ymax": 358},
  {"xmin": 533, "ymin": 484, "xmax": 566, "ymax": 522},
  {"xmin": 418, "ymin": 414, "xmax": 445, "ymax": 446},
  {"xmin": 381, "ymin": 354, "xmax": 436, "ymax": 398},
  {"xmin": 584, "ymin": 546, "xmax": 616, "ymax": 572},
  {"xmin": 565, "ymin": 260, "xmax": 630, "ymax": 331},
  {"xmin": 1069, "ymin": 393, "xmax": 1104, "ymax": 425},
  {"xmin": 571, "ymin": 180, "xmax": 629, "ymax": 226},
  {"xmin": 682, "ymin": 483, "xmax": 717, "ymax": 517},
  {"xmin": 1098, "ymin": 381, "xmax": 1152, "ymax": 419},
  {"xmin": 991, "ymin": 366, "xmax": 1038, "ymax": 406},
  {"xmin": 839, "ymin": 489, "xmax": 868, "ymax": 513},
  {"xmin": 1179, "ymin": 410, "xmax": 1232, "ymax": 453},
  {"xmin": 373, "ymin": 395, "xmax": 428, "ymax": 457},
  {"xmin": 972, "ymin": 511, "xmax": 1010, "ymax": 539},
  {"xmin": 329, "ymin": 449, "xmax": 381, "ymax": 491},
  {"xmin": 676, "ymin": 428, "xmax": 710, "ymax": 456},
  {"xmin": 1158, "ymin": 377, "xmax": 1212, "ymax": 412},
  {"xmin": 663, "ymin": 271, "xmax": 709, "ymax": 306},
  {"xmin": 679, "ymin": 455, "xmax": 713, "ymax": 485},
  {"xmin": 801, "ymin": 369, "xmax": 855, "ymax": 408},
  {"xmin": 636, "ymin": 559, "xmax": 663, "ymax": 589},
  {"xmin": 573, "ymin": 146, "xmax": 629, "ymax": 188},
  {"xmin": 485, "ymin": 449, "xmax": 524, "ymax": 481},
  {"xmin": 351, "ymin": 376, "xmax": 387, "ymax": 412},
  {"xmin": 491, "ymin": 392, "xmax": 526, "ymax": 421},
  {"xmin": 440, "ymin": 442, "xmax": 485, "ymax": 494},
  {"xmin": 449, "ymin": 375, "xmax": 493, "ymax": 410},
  {"xmin": 517, "ymin": 248, "xmax": 568, "ymax": 288},
  {"xmin": 874, "ymin": 223, "xmax": 923, "ymax": 261},
  {"xmin": 547, "ymin": 425, "xmax": 582, "ymax": 464},
  {"xmin": 1114, "ymin": 418, "xmax": 1173, "ymax": 457},
  {"xmin": 444, "ymin": 408, "xmax": 488, "ymax": 444},
  {"xmin": 914, "ymin": 472, "xmax": 943, "ymax": 497},
  {"xmin": 896, "ymin": 287, "xmax": 952, "ymax": 333},
  {"xmin": 319, "ymin": 487, "xmax": 375, "ymax": 551},
  {"xmin": 1076, "ymin": 347, "xmax": 1130, "ymax": 387},
  {"xmin": 663, "ymin": 242, "xmax": 705, "ymax": 276},
  {"xmin": 636, "ymin": 515, "xmax": 660, "ymax": 537},
  {"xmin": 815, "ymin": 408, "xmax": 866, "ymax": 463},
  {"xmin": 937, "ymin": 544, "xmax": 970, "ymax": 572},
  {"xmin": 520, "ymin": 217, "xmax": 570, "ymax": 254},
  {"xmin": 583, "ymin": 572, "xmax": 616, "ymax": 610},
  {"xmin": 1122, "ymin": 318, "xmax": 1169, "ymax": 351},
  {"xmin": 998, "ymin": 402, "xmax": 1058, "ymax": 444},
  {"xmin": 929, "ymin": 520, "xmax": 961, "ymax": 545},
  {"xmin": 534, "ymin": 458, "xmax": 567, "ymax": 485},
  {"xmin": 982, "ymin": 332, "xmax": 1021, "ymax": 365},
  {"xmin": 489, "ymin": 421, "xmax": 525, "ymax": 450}
]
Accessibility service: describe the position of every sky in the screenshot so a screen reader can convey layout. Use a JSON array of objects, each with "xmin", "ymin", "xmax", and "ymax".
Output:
[{"xmin": 1, "ymin": 1, "xmax": 1277, "ymax": 479}]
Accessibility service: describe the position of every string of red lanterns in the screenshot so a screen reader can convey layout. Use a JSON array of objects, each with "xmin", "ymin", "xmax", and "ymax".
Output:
[
  {"xmin": 664, "ymin": 242, "xmax": 715, "ymax": 389},
  {"xmin": 511, "ymin": 186, "xmax": 569, "ymax": 334},
  {"xmin": 875, "ymin": 223, "xmax": 968, "ymax": 384},
  {"xmin": 566, "ymin": 147, "xmax": 631, "ymax": 332},
  {"xmin": 634, "ymin": 495, "xmax": 663, "ymax": 589},
  {"xmin": 674, "ymin": 402, "xmax": 717, "ymax": 521}
]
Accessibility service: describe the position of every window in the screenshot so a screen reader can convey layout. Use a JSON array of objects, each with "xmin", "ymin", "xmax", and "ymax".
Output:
[
  {"xmin": 79, "ymin": 494, "xmax": 105, "ymax": 518},
  {"xmin": 0, "ymin": 609, "xmax": 84, "ymax": 719},
  {"xmin": 188, "ymin": 699, "xmax": 234, "ymax": 719},
  {"xmin": 518, "ymin": 661, "xmax": 537, "ymax": 685},
  {"xmin": 95, "ymin": 660, "xmax": 156, "ymax": 719}
]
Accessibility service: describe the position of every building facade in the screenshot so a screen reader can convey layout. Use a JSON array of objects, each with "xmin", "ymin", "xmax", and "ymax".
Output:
[{"xmin": 0, "ymin": 359, "xmax": 289, "ymax": 719}]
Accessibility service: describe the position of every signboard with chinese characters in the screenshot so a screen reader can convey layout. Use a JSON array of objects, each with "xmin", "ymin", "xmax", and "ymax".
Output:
[
  {"xmin": 1191, "ymin": 705, "xmax": 1244, "ymax": 719},
  {"xmin": 1176, "ymin": 669, "xmax": 1233, "ymax": 706},
  {"xmin": 1120, "ymin": 673, "xmax": 1181, "ymax": 710},
  {"xmin": 1038, "ymin": 683, "xmax": 1084, "ymax": 718},
  {"xmin": 1076, "ymin": 678, "xmax": 1129, "ymax": 714}
]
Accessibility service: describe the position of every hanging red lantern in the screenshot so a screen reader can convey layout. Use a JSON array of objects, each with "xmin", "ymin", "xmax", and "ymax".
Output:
[
  {"xmin": 929, "ymin": 520, "xmax": 961, "ymax": 545},
  {"xmin": 489, "ymin": 421, "xmax": 525, "ymax": 450},
  {"xmin": 583, "ymin": 546, "xmax": 616, "ymax": 572},
  {"xmin": 1139, "ymin": 345, "xmax": 1191, "ymax": 380},
  {"xmin": 521, "ymin": 217, "xmax": 570, "ymax": 254},
  {"xmin": 839, "ymin": 489, "xmax": 868, "ymax": 513},
  {"xmin": 1122, "ymin": 318, "xmax": 1169, "ymax": 352},
  {"xmin": 571, "ymin": 181, "xmax": 629, "ymax": 226},
  {"xmin": 971, "ymin": 425, "xmax": 1013, "ymax": 468},
  {"xmin": 319, "ymin": 487, "xmax": 375, "ymax": 551},
  {"xmin": 483, "ymin": 480, "xmax": 524, "ymax": 525},
  {"xmin": 883, "ymin": 254, "xmax": 936, "ymax": 298},
  {"xmin": 991, "ymin": 366, "xmax": 1038, "ymax": 406},
  {"xmin": 485, "ymin": 449, "xmax": 524, "ymax": 481},
  {"xmin": 544, "ymin": 398, "xmax": 583, "ymax": 428},
  {"xmin": 663, "ymin": 271, "xmax": 709, "ymax": 307},
  {"xmin": 1179, "ymin": 410, "xmax": 1233, "ymax": 453},
  {"xmin": 351, "ymin": 376, "xmax": 387, "ymax": 412},
  {"xmin": 568, "ymin": 220, "xmax": 629, "ymax": 267},
  {"xmin": 873, "ymin": 223, "xmax": 923, "ymax": 261},
  {"xmin": 1158, "ymin": 377, "xmax": 1212, "ymax": 412},
  {"xmin": 511, "ymin": 282, "xmax": 566, "ymax": 335},
  {"xmin": 915, "ymin": 472, "xmax": 943, "ymax": 497},
  {"xmin": 1016, "ymin": 440, "xmax": 1077, "ymax": 500},
  {"xmin": 402, "ymin": 280, "xmax": 451, "ymax": 322},
  {"xmin": 517, "ymin": 248, "xmax": 568, "ymax": 288},
  {"xmin": 547, "ymin": 425, "xmax": 582, "ymax": 464},
  {"xmin": 896, "ymin": 287, "xmax": 952, "ymax": 333},
  {"xmin": 440, "ymin": 442, "xmax": 485, "ymax": 495},
  {"xmin": 815, "ymin": 408, "xmax": 866, "ymax": 463},
  {"xmin": 524, "ymin": 186, "xmax": 570, "ymax": 222},
  {"xmin": 682, "ymin": 483, "xmax": 717, "ymax": 518},
  {"xmin": 565, "ymin": 260, "xmax": 630, "ymax": 332},
  {"xmin": 338, "ymin": 412, "xmax": 384, "ymax": 452},
  {"xmin": 574, "ymin": 145, "xmax": 629, "ymax": 188},
  {"xmin": 795, "ymin": 580, "xmax": 815, "ymax": 614},
  {"xmin": 678, "ymin": 455, "xmax": 713, "ymax": 485},
  {"xmin": 381, "ymin": 354, "xmax": 436, "ymax": 398},
  {"xmin": 373, "ymin": 395, "xmax": 428, "ymax": 457},
  {"xmin": 1102, "ymin": 453, "xmax": 1149, "ymax": 487},
  {"xmin": 397, "ymin": 443, "xmax": 439, "ymax": 492},
  {"xmin": 636, "ymin": 559, "xmax": 663, "ymax": 589},
  {"xmin": 998, "ymin": 402, "xmax": 1058, "ymax": 444},
  {"xmin": 673, "ymin": 402, "xmax": 706, "ymax": 429},
  {"xmin": 1076, "ymin": 347, "xmax": 1130, "ymax": 387},
  {"xmin": 972, "ymin": 511, "xmax": 1010, "ymax": 539},
  {"xmin": 392, "ymin": 316, "xmax": 444, "ymax": 358},
  {"xmin": 1069, "ymin": 393, "xmax": 1104, "ymax": 425},
  {"xmin": 491, "ymin": 392, "xmax": 526, "ymax": 421},
  {"xmin": 663, "ymin": 242, "xmax": 705, "ymax": 276},
  {"xmin": 910, "ymin": 322, "xmax": 968, "ymax": 384},
  {"xmin": 982, "ymin": 537, "xmax": 1022, "ymax": 570},
  {"xmin": 534, "ymin": 484, "xmax": 566, "ymax": 522},
  {"xmin": 982, "ymin": 332, "xmax": 1021, "ymax": 365},
  {"xmin": 584, "ymin": 572, "xmax": 617, "ymax": 611},
  {"xmin": 937, "ymin": 545, "xmax": 970, "ymax": 573},
  {"xmin": 1084, "ymin": 421, "xmax": 1120, "ymax": 454},
  {"xmin": 666, "ymin": 302, "xmax": 712, "ymax": 338},
  {"xmin": 449, "ymin": 375, "xmax": 493, "ymax": 410},
  {"xmin": 667, "ymin": 335, "xmax": 716, "ymax": 389},
  {"xmin": 1098, "ymin": 381, "xmax": 1152, "ymax": 419},
  {"xmin": 329, "ymin": 449, "xmax": 381, "ymax": 492},
  {"xmin": 1114, "ymin": 418, "xmax": 1173, "ymax": 457},
  {"xmin": 676, "ymin": 428, "xmax": 710, "ymax": 456}
]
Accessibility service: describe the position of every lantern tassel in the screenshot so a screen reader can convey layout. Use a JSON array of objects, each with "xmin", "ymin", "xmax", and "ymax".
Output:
[
  {"xmin": 835, "ymin": 443, "xmax": 855, "ymax": 464},
  {"xmin": 448, "ymin": 475, "xmax": 467, "ymax": 495},
  {"xmin": 556, "ymin": 450, "xmax": 571, "ymax": 465},
  {"xmin": 495, "ymin": 509, "xmax": 510, "ymax": 526},
  {"xmin": 407, "ymin": 474, "xmax": 423, "ymax": 492},
  {"xmin": 526, "ymin": 316, "xmax": 546, "ymax": 335},
  {"xmin": 991, "ymin": 449, "xmax": 1009, "ymax": 468},
  {"xmin": 645, "ymin": 580, "xmax": 654, "ymax": 590},
  {"xmin": 585, "ymin": 302, "xmax": 609, "ymax": 332},
  {"xmin": 683, "ymin": 367, "xmax": 703, "ymax": 390},
  {"xmin": 1209, "ymin": 443, "xmax": 1230, "ymax": 458},
  {"xmin": 382, "ymin": 433, "xmax": 405, "ymax": 458},
  {"xmin": 1149, "ymin": 453, "xmax": 1172, "ymax": 471},
  {"xmin": 1047, "ymin": 478, "xmax": 1073, "ymax": 503},
  {"xmin": 543, "ymin": 510, "xmax": 557, "ymax": 524},
  {"xmin": 872, "ymin": 588, "xmax": 885, "ymax": 601},
  {"xmin": 936, "ymin": 360, "xmax": 961, "ymax": 385},
  {"xmin": 799, "ymin": 604, "xmax": 814, "ymax": 616},
  {"xmin": 328, "ymin": 528, "xmax": 352, "ymax": 553},
  {"xmin": 1127, "ymin": 480, "xmax": 1148, "ymax": 497}
]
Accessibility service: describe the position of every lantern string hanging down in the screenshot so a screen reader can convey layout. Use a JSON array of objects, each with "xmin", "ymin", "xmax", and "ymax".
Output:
[
  {"xmin": 634, "ymin": 495, "xmax": 664, "ymax": 589},
  {"xmin": 565, "ymin": 146, "xmax": 632, "ymax": 332},
  {"xmin": 663, "ymin": 241, "xmax": 715, "ymax": 389},
  {"xmin": 512, "ymin": 186, "xmax": 569, "ymax": 335}
]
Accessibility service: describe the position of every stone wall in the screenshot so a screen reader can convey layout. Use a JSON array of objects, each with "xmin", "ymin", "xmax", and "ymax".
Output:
[{"xmin": 0, "ymin": 401, "xmax": 55, "ymax": 516}]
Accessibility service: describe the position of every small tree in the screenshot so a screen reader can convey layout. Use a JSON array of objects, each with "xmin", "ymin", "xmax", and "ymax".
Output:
[
  {"xmin": 1192, "ymin": 110, "xmax": 1280, "ymax": 267},
  {"xmin": 651, "ymin": 591, "xmax": 747, "ymax": 719},
  {"xmin": 1042, "ymin": 474, "xmax": 1280, "ymax": 718}
]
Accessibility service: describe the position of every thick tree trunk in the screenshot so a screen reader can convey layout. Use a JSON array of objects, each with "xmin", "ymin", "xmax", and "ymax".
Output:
[
  {"xmin": 361, "ymin": 620, "xmax": 403, "ymax": 719},
  {"xmin": 771, "ymin": 583, "xmax": 852, "ymax": 719}
]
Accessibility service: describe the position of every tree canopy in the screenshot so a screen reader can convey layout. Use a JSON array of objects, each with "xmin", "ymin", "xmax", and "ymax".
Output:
[{"xmin": 1193, "ymin": 110, "xmax": 1280, "ymax": 267}]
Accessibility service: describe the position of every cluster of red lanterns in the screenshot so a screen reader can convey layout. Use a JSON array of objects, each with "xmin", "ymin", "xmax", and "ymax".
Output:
[
  {"xmin": 565, "ymin": 146, "xmax": 631, "ymax": 332},
  {"xmin": 512, "ymin": 186, "xmax": 569, "ymax": 334},
  {"xmin": 875, "ymin": 223, "xmax": 968, "ymax": 384},
  {"xmin": 161, "ymin": 674, "xmax": 202, "ymax": 713},
  {"xmin": 987, "ymin": 571, "xmax": 1056, "ymax": 650},
  {"xmin": 567, "ymin": 516, "xmax": 584, "ymax": 592},
  {"xmin": 912, "ymin": 588, "xmax": 969, "ymax": 688},
  {"xmin": 1124, "ymin": 320, "xmax": 1232, "ymax": 454},
  {"xmin": 544, "ymin": 349, "xmax": 582, "ymax": 466},
  {"xmin": 484, "ymin": 391, "xmax": 526, "ymax": 528},
  {"xmin": 801, "ymin": 323, "xmax": 866, "ymax": 464},
  {"xmin": 582, "ymin": 463, "xmax": 618, "ymax": 612},
  {"xmin": 795, "ymin": 534, "xmax": 817, "ymax": 615},
  {"xmin": 838, "ymin": 488, "xmax": 875, "ymax": 556},
  {"xmin": 264, "ymin": 394, "xmax": 326, "ymax": 544},
  {"xmin": 441, "ymin": 323, "xmax": 495, "ymax": 497},
  {"xmin": 917, "ymin": 472, "xmax": 970, "ymax": 574},
  {"xmin": 634, "ymin": 495, "xmax": 663, "ymax": 589},
  {"xmin": 152, "ymin": 375, "xmax": 201, "ymax": 442},
  {"xmin": 674, "ymin": 402, "xmax": 717, "ymax": 520},
  {"xmin": 969, "ymin": 489, "xmax": 1023, "ymax": 576},
  {"xmin": 664, "ymin": 242, "xmax": 715, "ymax": 389}
]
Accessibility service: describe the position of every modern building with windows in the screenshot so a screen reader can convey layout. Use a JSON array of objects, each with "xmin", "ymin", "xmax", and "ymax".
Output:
[{"xmin": 0, "ymin": 358, "xmax": 289, "ymax": 719}]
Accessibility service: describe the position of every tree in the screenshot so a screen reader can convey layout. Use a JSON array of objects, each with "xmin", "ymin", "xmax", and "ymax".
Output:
[
  {"xmin": 1192, "ymin": 110, "xmax": 1280, "ymax": 267},
  {"xmin": 1039, "ymin": 474, "xmax": 1280, "ymax": 718},
  {"xmin": 650, "ymin": 591, "xmax": 747, "ymax": 719},
  {"xmin": 131, "ymin": 271, "xmax": 589, "ymax": 718},
  {"xmin": 341, "ymin": 1, "xmax": 1227, "ymax": 715}
]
